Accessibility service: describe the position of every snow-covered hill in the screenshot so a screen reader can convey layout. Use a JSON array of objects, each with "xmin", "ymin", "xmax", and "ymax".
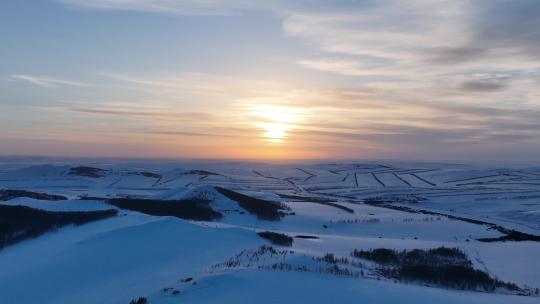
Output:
[{"xmin": 0, "ymin": 161, "xmax": 539, "ymax": 303}]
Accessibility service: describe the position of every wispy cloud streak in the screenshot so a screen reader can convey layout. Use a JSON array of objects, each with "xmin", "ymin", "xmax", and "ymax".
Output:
[
  {"xmin": 60, "ymin": 0, "xmax": 263, "ymax": 15},
  {"xmin": 11, "ymin": 74, "xmax": 90, "ymax": 88}
]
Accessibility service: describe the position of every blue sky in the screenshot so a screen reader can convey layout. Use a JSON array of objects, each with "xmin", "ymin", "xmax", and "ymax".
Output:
[{"xmin": 1, "ymin": 0, "xmax": 540, "ymax": 160}]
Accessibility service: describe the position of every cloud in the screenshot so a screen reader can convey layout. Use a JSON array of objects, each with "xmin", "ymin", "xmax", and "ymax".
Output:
[
  {"xmin": 90, "ymin": 71, "xmax": 540, "ymax": 141},
  {"xmin": 471, "ymin": 1, "xmax": 540, "ymax": 60},
  {"xmin": 461, "ymin": 80, "xmax": 507, "ymax": 92},
  {"xmin": 9, "ymin": 67, "xmax": 540, "ymax": 159},
  {"xmin": 11, "ymin": 74, "xmax": 89, "ymax": 88},
  {"xmin": 148, "ymin": 128, "xmax": 256, "ymax": 138},
  {"xmin": 67, "ymin": 107, "xmax": 217, "ymax": 122},
  {"xmin": 284, "ymin": 1, "xmax": 540, "ymax": 77},
  {"xmin": 425, "ymin": 47, "xmax": 488, "ymax": 65},
  {"xmin": 283, "ymin": 2, "xmax": 470, "ymax": 62},
  {"xmin": 60, "ymin": 0, "xmax": 265, "ymax": 15},
  {"xmin": 297, "ymin": 57, "xmax": 400, "ymax": 77}
]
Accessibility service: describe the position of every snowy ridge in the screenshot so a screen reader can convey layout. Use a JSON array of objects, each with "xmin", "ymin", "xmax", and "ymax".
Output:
[{"xmin": 0, "ymin": 161, "xmax": 539, "ymax": 303}]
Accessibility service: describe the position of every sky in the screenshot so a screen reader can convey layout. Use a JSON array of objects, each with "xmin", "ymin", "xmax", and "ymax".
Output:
[{"xmin": 1, "ymin": 0, "xmax": 540, "ymax": 161}]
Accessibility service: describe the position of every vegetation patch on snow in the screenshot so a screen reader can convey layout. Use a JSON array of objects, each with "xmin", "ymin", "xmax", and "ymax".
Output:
[
  {"xmin": 295, "ymin": 235, "xmax": 319, "ymax": 239},
  {"xmin": 257, "ymin": 231, "xmax": 293, "ymax": 247},
  {"xmin": 0, "ymin": 205, "xmax": 117, "ymax": 249},
  {"xmin": 107, "ymin": 198, "xmax": 222, "ymax": 221},
  {"xmin": 132, "ymin": 171, "xmax": 161, "ymax": 179},
  {"xmin": 215, "ymin": 187, "xmax": 290, "ymax": 221},
  {"xmin": 69, "ymin": 166, "xmax": 107, "ymax": 178},
  {"xmin": 128, "ymin": 297, "xmax": 148, "ymax": 304},
  {"xmin": 477, "ymin": 230, "xmax": 540, "ymax": 242},
  {"xmin": 187, "ymin": 170, "xmax": 220, "ymax": 176},
  {"xmin": 351, "ymin": 247, "xmax": 527, "ymax": 294},
  {"xmin": 0, "ymin": 189, "xmax": 67, "ymax": 201}
]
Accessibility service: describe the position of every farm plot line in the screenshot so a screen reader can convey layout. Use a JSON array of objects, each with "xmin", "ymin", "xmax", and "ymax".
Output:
[
  {"xmin": 411, "ymin": 168, "xmax": 440, "ymax": 173},
  {"xmin": 342, "ymin": 188, "xmax": 482, "ymax": 198},
  {"xmin": 325, "ymin": 164, "xmax": 380, "ymax": 173},
  {"xmin": 107, "ymin": 178, "xmax": 122, "ymax": 188},
  {"xmin": 517, "ymin": 170, "xmax": 540, "ymax": 177},
  {"xmin": 409, "ymin": 173, "xmax": 436, "ymax": 186},
  {"xmin": 454, "ymin": 177, "xmax": 526, "ymax": 186},
  {"xmin": 476, "ymin": 182, "xmax": 540, "ymax": 186},
  {"xmin": 314, "ymin": 201, "xmax": 354, "ymax": 213},
  {"xmin": 371, "ymin": 173, "xmax": 386, "ymax": 187},
  {"xmin": 342, "ymin": 172, "xmax": 350, "ymax": 182},
  {"xmin": 344, "ymin": 189, "xmax": 431, "ymax": 198},
  {"xmin": 295, "ymin": 168, "xmax": 317, "ymax": 182},
  {"xmin": 152, "ymin": 176, "xmax": 163, "ymax": 187},
  {"xmin": 157, "ymin": 176, "xmax": 181, "ymax": 185},
  {"xmin": 443, "ymin": 174, "xmax": 501, "ymax": 184},
  {"xmin": 498, "ymin": 172, "xmax": 527, "ymax": 178},
  {"xmin": 388, "ymin": 168, "xmax": 440, "ymax": 175},
  {"xmin": 279, "ymin": 196, "xmax": 355, "ymax": 213},
  {"xmin": 363, "ymin": 168, "xmax": 402, "ymax": 174},
  {"xmin": 385, "ymin": 169, "xmax": 423, "ymax": 175},
  {"xmin": 423, "ymin": 190, "xmax": 540, "ymax": 198},
  {"xmin": 304, "ymin": 185, "xmax": 356, "ymax": 192},
  {"xmin": 212, "ymin": 179, "xmax": 283, "ymax": 185},
  {"xmin": 306, "ymin": 191, "xmax": 356, "ymax": 200},
  {"xmin": 252, "ymin": 170, "xmax": 280, "ymax": 180},
  {"xmin": 250, "ymin": 187, "xmax": 296, "ymax": 192},
  {"xmin": 354, "ymin": 172, "xmax": 359, "ymax": 187},
  {"xmin": 359, "ymin": 188, "xmax": 540, "ymax": 198},
  {"xmin": 283, "ymin": 177, "xmax": 303, "ymax": 193},
  {"xmin": 304, "ymin": 175, "xmax": 315, "ymax": 182},
  {"xmin": 363, "ymin": 199, "xmax": 540, "ymax": 242},
  {"xmin": 115, "ymin": 187, "xmax": 171, "ymax": 191},
  {"xmin": 277, "ymin": 193, "xmax": 333, "ymax": 202},
  {"xmin": 392, "ymin": 173, "xmax": 412, "ymax": 187},
  {"xmin": 10, "ymin": 185, "xmax": 89, "ymax": 189}
]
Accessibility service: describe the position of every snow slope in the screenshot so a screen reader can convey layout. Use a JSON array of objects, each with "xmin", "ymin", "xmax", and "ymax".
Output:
[{"xmin": 0, "ymin": 160, "xmax": 539, "ymax": 303}]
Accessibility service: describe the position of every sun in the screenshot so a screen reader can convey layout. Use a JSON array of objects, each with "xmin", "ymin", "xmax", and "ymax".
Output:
[
  {"xmin": 247, "ymin": 104, "xmax": 304, "ymax": 143},
  {"xmin": 260, "ymin": 122, "xmax": 288, "ymax": 141}
]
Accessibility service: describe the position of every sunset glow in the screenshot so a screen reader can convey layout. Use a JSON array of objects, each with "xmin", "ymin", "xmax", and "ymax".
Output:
[
  {"xmin": 247, "ymin": 104, "xmax": 304, "ymax": 142},
  {"xmin": 1, "ymin": 1, "xmax": 540, "ymax": 160},
  {"xmin": 2, "ymin": 2, "xmax": 539, "ymax": 302}
]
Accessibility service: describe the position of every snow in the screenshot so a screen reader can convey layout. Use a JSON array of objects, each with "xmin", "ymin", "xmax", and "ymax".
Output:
[
  {"xmin": 0, "ymin": 215, "xmax": 262, "ymax": 304},
  {"xmin": 0, "ymin": 160, "xmax": 539, "ymax": 303},
  {"xmin": 164, "ymin": 270, "xmax": 539, "ymax": 304},
  {"xmin": 1, "ymin": 197, "xmax": 113, "ymax": 211}
]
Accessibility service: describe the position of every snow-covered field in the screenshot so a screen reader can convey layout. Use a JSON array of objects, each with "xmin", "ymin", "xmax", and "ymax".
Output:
[{"xmin": 0, "ymin": 160, "xmax": 539, "ymax": 303}]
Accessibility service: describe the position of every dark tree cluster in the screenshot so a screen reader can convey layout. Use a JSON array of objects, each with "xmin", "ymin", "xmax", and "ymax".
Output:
[
  {"xmin": 215, "ymin": 187, "xmax": 290, "ymax": 221},
  {"xmin": 478, "ymin": 230, "xmax": 540, "ymax": 242},
  {"xmin": 212, "ymin": 246, "xmax": 291, "ymax": 269},
  {"xmin": 257, "ymin": 231, "xmax": 293, "ymax": 246},
  {"xmin": 134, "ymin": 171, "xmax": 161, "ymax": 179},
  {"xmin": 129, "ymin": 297, "xmax": 147, "ymax": 304},
  {"xmin": 295, "ymin": 235, "xmax": 319, "ymax": 239},
  {"xmin": 351, "ymin": 247, "xmax": 523, "ymax": 292},
  {"xmin": 0, "ymin": 189, "xmax": 67, "ymax": 201},
  {"xmin": 187, "ymin": 170, "xmax": 220, "ymax": 176},
  {"xmin": 107, "ymin": 198, "xmax": 222, "ymax": 221},
  {"xmin": 0, "ymin": 205, "xmax": 117, "ymax": 249},
  {"xmin": 317, "ymin": 253, "xmax": 350, "ymax": 265},
  {"xmin": 69, "ymin": 166, "xmax": 107, "ymax": 178},
  {"xmin": 352, "ymin": 247, "xmax": 470, "ymax": 266}
]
